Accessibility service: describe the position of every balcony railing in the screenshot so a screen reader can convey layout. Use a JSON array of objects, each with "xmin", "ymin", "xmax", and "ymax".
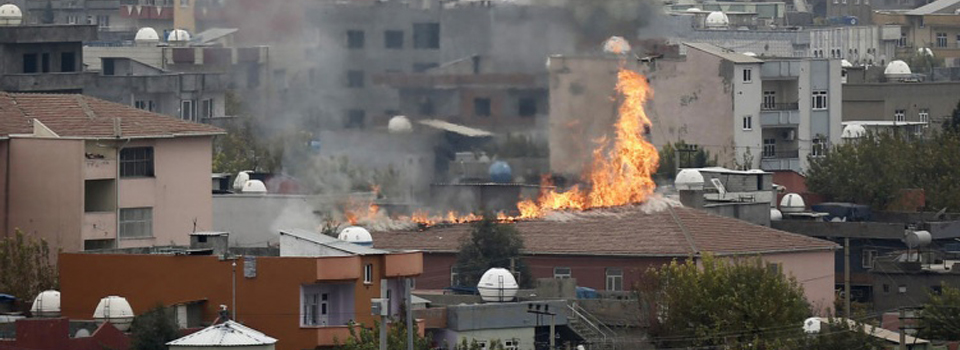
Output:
[
  {"xmin": 761, "ymin": 149, "xmax": 800, "ymax": 159},
  {"xmin": 761, "ymin": 102, "xmax": 799, "ymax": 111}
]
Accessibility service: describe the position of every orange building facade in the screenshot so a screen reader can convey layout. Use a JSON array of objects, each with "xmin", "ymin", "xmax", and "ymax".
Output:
[{"xmin": 59, "ymin": 251, "xmax": 423, "ymax": 350}]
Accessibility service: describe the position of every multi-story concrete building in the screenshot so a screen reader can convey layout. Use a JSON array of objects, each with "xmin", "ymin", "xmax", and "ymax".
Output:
[
  {"xmin": 0, "ymin": 24, "xmax": 97, "ymax": 93},
  {"xmin": 0, "ymin": 92, "xmax": 223, "ymax": 254},
  {"xmin": 548, "ymin": 43, "xmax": 842, "ymax": 176},
  {"xmin": 843, "ymin": 64, "xmax": 960, "ymax": 129},
  {"xmin": 875, "ymin": 0, "xmax": 960, "ymax": 66}
]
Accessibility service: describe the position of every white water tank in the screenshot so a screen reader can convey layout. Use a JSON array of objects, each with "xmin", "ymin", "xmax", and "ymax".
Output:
[
  {"xmin": 135, "ymin": 27, "xmax": 160, "ymax": 44},
  {"xmin": 905, "ymin": 230, "xmax": 932, "ymax": 248},
  {"xmin": 705, "ymin": 11, "xmax": 729, "ymax": 28},
  {"xmin": 770, "ymin": 208, "xmax": 783, "ymax": 221},
  {"xmin": 842, "ymin": 124, "xmax": 866, "ymax": 139},
  {"xmin": 477, "ymin": 268, "xmax": 519, "ymax": 302},
  {"xmin": 241, "ymin": 180, "xmax": 267, "ymax": 194},
  {"xmin": 780, "ymin": 193, "xmax": 805, "ymax": 213},
  {"xmin": 167, "ymin": 29, "xmax": 191, "ymax": 42},
  {"xmin": 338, "ymin": 226, "xmax": 373, "ymax": 246},
  {"xmin": 884, "ymin": 60, "xmax": 912, "ymax": 79},
  {"xmin": 388, "ymin": 115, "xmax": 413, "ymax": 134},
  {"xmin": 602, "ymin": 36, "xmax": 631, "ymax": 54},
  {"xmin": 93, "ymin": 296, "xmax": 134, "ymax": 332},
  {"xmin": 803, "ymin": 317, "xmax": 821, "ymax": 333},
  {"xmin": 0, "ymin": 4, "xmax": 22, "ymax": 26},
  {"xmin": 674, "ymin": 169, "xmax": 705, "ymax": 190},
  {"xmin": 30, "ymin": 290, "xmax": 61, "ymax": 318}
]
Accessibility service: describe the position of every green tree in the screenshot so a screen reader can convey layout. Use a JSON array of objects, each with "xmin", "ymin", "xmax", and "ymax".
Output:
[
  {"xmin": 454, "ymin": 216, "xmax": 530, "ymax": 288},
  {"xmin": 657, "ymin": 141, "xmax": 717, "ymax": 180},
  {"xmin": 0, "ymin": 230, "xmax": 57, "ymax": 307},
  {"xmin": 640, "ymin": 254, "xmax": 810, "ymax": 349},
  {"xmin": 919, "ymin": 284, "xmax": 960, "ymax": 341},
  {"xmin": 333, "ymin": 318, "xmax": 431, "ymax": 350},
  {"xmin": 943, "ymin": 99, "xmax": 960, "ymax": 133},
  {"xmin": 130, "ymin": 305, "xmax": 180, "ymax": 350}
]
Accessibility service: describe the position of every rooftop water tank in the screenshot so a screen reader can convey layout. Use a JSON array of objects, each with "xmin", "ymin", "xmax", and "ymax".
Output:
[
  {"xmin": 338, "ymin": 226, "xmax": 373, "ymax": 246},
  {"xmin": 841, "ymin": 59, "xmax": 853, "ymax": 68},
  {"xmin": 135, "ymin": 27, "xmax": 160, "ymax": 43},
  {"xmin": 674, "ymin": 169, "xmax": 705, "ymax": 190},
  {"xmin": 602, "ymin": 36, "xmax": 631, "ymax": 54},
  {"xmin": 842, "ymin": 124, "xmax": 866, "ymax": 139},
  {"xmin": 884, "ymin": 60, "xmax": 912, "ymax": 79},
  {"xmin": 93, "ymin": 296, "xmax": 134, "ymax": 332},
  {"xmin": 905, "ymin": 230, "xmax": 932, "ymax": 248},
  {"xmin": 388, "ymin": 115, "xmax": 413, "ymax": 134},
  {"xmin": 167, "ymin": 29, "xmax": 191, "ymax": 42},
  {"xmin": 0, "ymin": 4, "xmax": 22, "ymax": 26},
  {"xmin": 803, "ymin": 317, "xmax": 821, "ymax": 333},
  {"xmin": 30, "ymin": 290, "xmax": 60, "ymax": 318},
  {"xmin": 232, "ymin": 171, "xmax": 251, "ymax": 191},
  {"xmin": 241, "ymin": 180, "xmax": 267, "ymax": 194},
  {"xmin": 742, "ymin": 52, "xmax": 758, "ymax": 57},
  {"xmin": 770, "ymin": 208, "xmax": 783, "ymax": 221},
  {"xmin": 477, "ymin": 268, "xmax": 519, "ymax": 302},
  {"xmin": 705, "ymin": 11, "xmax": 729, "ymax": 28},
  {"xmin": 780, "ymin": 193, "xmax": 805, "ymax": 213},
  {"xmin": 489, "ymin": 161, "xmax": 512, "ymax": 183}
]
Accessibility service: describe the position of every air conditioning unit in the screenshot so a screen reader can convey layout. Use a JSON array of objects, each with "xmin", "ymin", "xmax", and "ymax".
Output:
[{"xmin": 782, "ymin": 130, "xmax": 796, "ymax": 141}]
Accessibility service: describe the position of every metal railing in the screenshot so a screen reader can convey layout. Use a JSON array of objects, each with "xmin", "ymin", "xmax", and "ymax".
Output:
[
  {"xmin": 568, "ymin": 303, "xmax": 616, "ymax": 348},
  {"xmin": 761, "ymin": 102, "xmax": 799, "ymax": 111},
  {"xmin": 761, "ymin": 149, "xmax": 800, "ymax": 159}
]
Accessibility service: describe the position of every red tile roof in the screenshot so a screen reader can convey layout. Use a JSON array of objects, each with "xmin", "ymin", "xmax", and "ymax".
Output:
[
  {"xmin": 371, "ymin": 206, "xmax": 838, "ymax": 256},
  {"xmin": 0, "ymin": 93, "xmax": 224, "ymax": 138}
]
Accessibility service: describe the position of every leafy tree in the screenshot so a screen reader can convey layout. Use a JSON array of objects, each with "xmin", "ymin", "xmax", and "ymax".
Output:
[
  {"xmin": 454, "ymin": 216, "xmax": 530, "ymax": 288},
  {"xmin": 454, "ymin": 338, "xmax": 507, "ymax": 350},
  {"xmin": 130, "ymin": 305, "xmax": 180, "ymax": 350},
  {"xmin": 943, "ymin": 99, "xmax": 960, "ymax": 133},
  {"xmin": 919, "ymin": 284, "xmax": 960, "ymax": 341},
  {"xmin": 333, "ymin": 318, "xmax": 431, "ymax": 350},
  {"xmin": 0, "ymin": 230, "xmax": 57, "ymax": 308},
  {"xmin": 657, "ymin": 141, "xmax": 717, "ymax": 180},
  {"xmin": 212, "ymin": 117, "xmax": 283, "ymax": 175},
  {"xmin": 640, "ymin": 254, "xmax": 809, "ymax": 349}
]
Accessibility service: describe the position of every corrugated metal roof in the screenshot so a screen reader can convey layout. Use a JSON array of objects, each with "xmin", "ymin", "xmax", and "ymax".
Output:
[
  {"xmin": 418, "ymin": 119, "xmax": 493, "ymax": 137},
  {"xmin": 167, "ymin": 320, "xmax": 277, "ymax": 347},
  {"xmin": 906, "ymin": 0, "xmax": 960, "ymax": 15},
  {"xmin": 684, "ymin": 42, "xmax": 765, "ymax": 64},
  {"xmin": 280, "ymin": 228, "xmax": 389, "ymax": 256},
  {"xmin": 192, "ymin": 28, "xmax": 239, "ymax": 44}
]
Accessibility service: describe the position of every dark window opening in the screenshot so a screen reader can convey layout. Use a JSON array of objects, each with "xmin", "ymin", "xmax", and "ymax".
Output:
[
  {"xmin": 120, "ymin": 147, "xmax": 155, "ymax": 177},
  {"xmin": 385, "ymin": 30, "xmax": 403, "ymax": 49},
  {"xmin": 247, "ymin": 64, "xmax": 260, "ymax": 88},
  {"xmin": 103, "ymin": 58, "xmax": 115, "ymax": 76},
  {"xmin": 84, "ymin": 239, "xmax": 115, "ymax": 251},
  {"xmin": 419, "ymin": 97, "xmax": 435, "ymax": 116},
  {"xmin": 23, "ymin": 53, "xmax": 38, "ymax": 73},
  {"xmin": 41, "ymin": 53, "xmax": 50, "ymax": 73},
  {"xmin": 344, "ymin": 109, "xmax": 366, "ymax": 129},
  {"xmin": 61, "ymin": 52, "xmax": 76, "ymax": 72},
  {"xmin": 346, "ymin": 70, "xmax": 364, "ymax": 88},
  {"xmin": 197, "ymin": 235, "xmax": 208, "ymax": 243},
  {"xmin": 413, "ymin": 23, "xmax": 440, "ymax": 49},
  {"xmin": 474, "ymin": 98, "xmax": 491, "ymax": 117},
  {"xmin": 346, "ymin": 30, "xmax": 365, "ymax": 49},
  {"xmin": 518, "ymin": 97, "xmax": 536, "ymax": 117}
]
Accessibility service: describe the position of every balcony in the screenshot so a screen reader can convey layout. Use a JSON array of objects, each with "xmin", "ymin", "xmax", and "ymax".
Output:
[
  {"xmin": 85, "ymin": 158, "xmax": 116, "ymax": 180},
  {"xmin": 760, "ymin": 149, "xmax": 801, "ymax": 172},
  {"xmin": 83, "ymin": 212, "xmax": 116, "ymax": 241},
  {"xmin": 384, "ymin": 252, "xmax": 423, "ymax": 277},
  {"xmin": 760, "ymin": 102, "xmax": 800, "ymax": 126},
  {"xmin": 0, "ymin": 72, "xmax": 95, "ymax": 93},
  {"xmin": 760, "ymin": 61, "xmax": 801, "ymax": 80},
  {"xmin": 316, "ymin": 256, "xmax": 361, "ymax": 281}
]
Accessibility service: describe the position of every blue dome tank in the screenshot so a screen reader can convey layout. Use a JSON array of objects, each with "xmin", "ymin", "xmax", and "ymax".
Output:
[{"xmin": 488, "ymin": 161, "xmax": 512, "ymax": 183}]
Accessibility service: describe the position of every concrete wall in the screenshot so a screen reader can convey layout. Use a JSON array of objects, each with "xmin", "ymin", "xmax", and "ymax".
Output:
[
  {"xmin": 734, "ymin": 62, "xmax": 764, "ymax": 169},
  {"xmin": 83, "ymin": 47, "xmax": 164, "ymax": 71},
  {"xmin": 762, "ymin": 249, "xmax": 836, "ymax": 314},
  {"xmin": 212, "ymin": 194, "xmax": 321, "ymax": 248},
  {"xmin": 842, "ymin": 81, "xmax": 960, "ymax": 125},
  {"xmin": 446, "ymin": 300, "xmax": 568, "ymax": 331},
  {"xmin": 117, "ymin": 137, "xmax": 213, "ymax": 248},
  {"xmin": 7, "ymin": 138, "xmax": 85, "ymax": 253},
  {"xmin": 871, "ymin": 270, "xmax": 960, "ymax": 311},
  {"xmin": 438, "ymin": 327, "xmax": 536, "ymax": 350}
]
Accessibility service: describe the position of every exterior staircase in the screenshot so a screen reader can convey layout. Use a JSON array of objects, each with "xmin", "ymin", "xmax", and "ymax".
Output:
[{"xmin": 566, "ymin": 302, "xmax": 618, "ymax": 350}]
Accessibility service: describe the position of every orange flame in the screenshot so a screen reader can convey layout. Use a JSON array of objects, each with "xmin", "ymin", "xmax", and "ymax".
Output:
[{"xmin": 518, "ymin": 67, "xmax": 659, "ymax": 218}]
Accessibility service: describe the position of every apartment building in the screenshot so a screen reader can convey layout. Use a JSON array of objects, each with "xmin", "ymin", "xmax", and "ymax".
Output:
[
  {"xmin": 0, "ymin": 93, "xmax": 223, "ymax": 254},
  {"xmin": 875, "ymin": 0, "xmax": 960, "ymax": 66}
]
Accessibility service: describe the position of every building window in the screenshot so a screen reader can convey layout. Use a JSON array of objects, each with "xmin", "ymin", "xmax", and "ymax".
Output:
[
  {"xmin": 364, "ymin": 264, "xmax": 373, "ymax": 284},
  {"xmin": 181, "ymin": 100, "xmax": 196, "ymax": 121},
  {"xmin": 346, "ymin": 70, "xmax": 364, "ymax": 88},
  {"xmin": 956, "ymin": 34, "xmax": 960, "ymax": 48},
  {"xmin": 518, "ymin": 97, "xmax": 537, "ymax": 117},
  {"xmin": 344, "ymin": 109, "xmax": 365, "ymax": 129},
  {"xmin": 134, "ymin": 100, "xmax": 156, "ymax": 112},
  {"xmin": 605, "ymin": 268, "xmax": 623, "ymax": 291},
  {"xmin": 412, "ymin": 62, "xmax": 439, "ymax": 73},
  {"xmin": 812, "ymin": 90, "xmax": 828, "ymax": 110},
  {"xmin": 931, "ymin": 285, "xmax": 943, "ymax": 295},
  {"xmin": 413, "ymin": 23, "xmax": 440, "ymax": 49},
  {"xmin": 554, "ymin": 267, "xmax": 571, "ymax": 279},
  {"xmin": 41, "ymin": 53, "xmax": 50, "ymax": 73},
  {"xmin": 895, "ymin": 109, "xmax": 906, "ymax": 122},
  {"xmin": 303, "ymin": 291, "xmax": 319, "ymax": 325},
  {"xmin": 742, "ymin": 115, "xmax": 753, "ymax": 130},
  {"xmin": 119, "ymin": 208, "xmax": 153, "ymax": 238},
  {"xmin": 201, "ymin": 98, "xmax": 213, "ymax": 119},
  {"xmin": 66, "ymin": 15, "xmax": 78, "ymax": 24},
  {"xmin": 862, "ymin": 249, "xmax": 878, "ymax": 268},
  {"xmin": 766, "ymin": 263, "xmax": 782, "ymax": 274},
  {"xmin": 346, "ymin": 30, "xmax": 365, "ymax": 49},
  {"xmin": 919, "ymin": 108, "xmax": 929, "ymax": 126},
  {"xmin": 812, "ymin": 137, "xmax": 826, "ymax": 157},
  {"xmin": 762, "ymin": 91, "xmax": 776, "ymax": 109},
  {"xmin": 418, "ymin": 97, "xmax": 435, "ymax": 116},
  {"xmin": 937, "ymin": 32, "xmax": 948, "ymax": 47},
  {"xmin": 180, "ymin": 0, "xmax": 189, "ymax": 6},
  {"xmin": 883, "ymin": 284, "xmax": 890, "ymax": 293},
  {"xmin": 763, "ymin": 138, "xmax": 776, "ymax": 158},
  {"xmin": 61, "ymin": 52, "xmax": 76, "ymax": 72},
  {"xmin": 474, "ymin": 98, "xmax": 491, "ymax": 117},
  {"xmin": 898, "ymin": 285, "xmax": 907, "ymax": 294},
  {"xmin": 385, "ymin": 30, "xmax": 403, "ymax": 49},
  {"xmin": 451, "ymin": 266, "xmax": 461, "ymax": 287},
  {"xmin": 22, "ymin": 53, "xmax": 38, "ymax": 73},
  {"xmin": 742, "ymin": 68, "xmax": 752, "ymax": 83},
  {"xmin": 97, "ymin": 15, "xmax": 109, "ymax": 28},
  {"xmin": 120, "ymin": 147, "xmax": 154, "ymax": 177},
  {"xmin": 899, "ymin": 32, "xmax": 907, "ymax": 47}
]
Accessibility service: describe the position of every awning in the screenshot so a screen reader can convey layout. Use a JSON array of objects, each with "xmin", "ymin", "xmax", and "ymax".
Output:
[{"xmin": 418, "ymin": 119, "xmax": 493, "ymax": 137}]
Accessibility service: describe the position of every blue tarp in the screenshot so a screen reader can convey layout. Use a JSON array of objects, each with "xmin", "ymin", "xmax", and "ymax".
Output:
[
  {"xmin": 811, "ymin": 202, "xmax": 872, "ymax": 222},
  {"xmin": 0, "ymin": 294, "xmax": 16, "ymax": 302},
  {"xmin": 576, "ymin": 286, "xmax": 597, "ymax": 299}
]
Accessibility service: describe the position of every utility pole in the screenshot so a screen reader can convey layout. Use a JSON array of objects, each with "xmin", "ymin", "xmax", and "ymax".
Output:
[
  {"xmin": 899, "ymin": 308, "xmax": 906, "ymax": 350},
  {"xmin": 379, "ymin": 278, "xmax": 388, "ymax": 350},
  {"xmin": 231, "ymin": 260, "xmax": 237, "ymax": 320},
  {"xmin": 406, "ymin": 278, "xmax": 414, "ymax": 350},
  {"xmin": 844, "ymin": 237, "xmax": 851, "ymax": 317}
]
